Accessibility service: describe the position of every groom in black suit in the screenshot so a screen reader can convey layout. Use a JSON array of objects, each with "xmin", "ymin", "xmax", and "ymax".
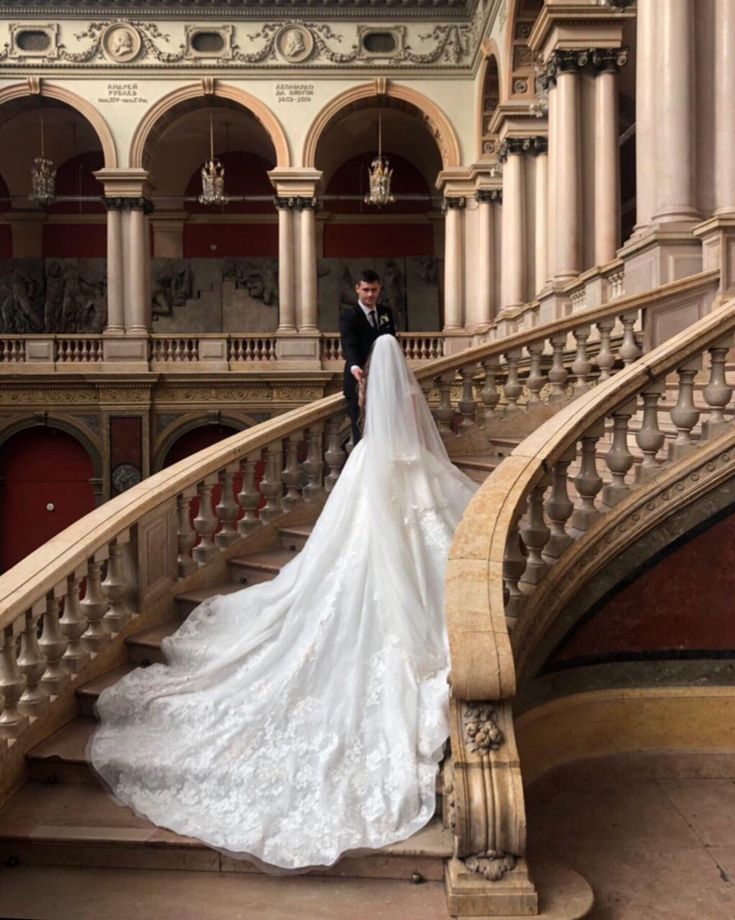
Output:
[{"xmin": 339, "ymin": 268, "xmax": 397, "ymax": 444}]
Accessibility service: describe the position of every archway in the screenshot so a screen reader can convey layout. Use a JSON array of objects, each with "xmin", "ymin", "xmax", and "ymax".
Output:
[
  {"xmin": 310, "ymin": 92, "xmax": 449, "ymax": 332},
  {"xmin": 135, "ymin": 92, "xmax": 285, "ymax": 336},
  {"xmin": 478, "ymin": 53, "xmax": 501, "ymax": 161},
  {"xmin": 505, "ymin": 0, "xmax": 544, "ymax": 102},
  {"xmin": 0, "ymin": 425, "xmax": 97, "ymax": 572}
]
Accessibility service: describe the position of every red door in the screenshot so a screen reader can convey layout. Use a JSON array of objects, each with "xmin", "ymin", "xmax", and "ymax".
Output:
[{"xmin": 0, "ymin": 428, "xmax": 96, "ymax": 573}]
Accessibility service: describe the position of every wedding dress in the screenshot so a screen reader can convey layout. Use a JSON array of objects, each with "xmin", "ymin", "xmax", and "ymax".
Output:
[{"xmin": 90, "ymin": 335, "xmax": 477, "ymax": 870}]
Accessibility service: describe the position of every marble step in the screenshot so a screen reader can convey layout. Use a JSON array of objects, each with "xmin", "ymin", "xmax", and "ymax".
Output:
[
  {"xmin": 125, "ymin": 621, "xmax": 179, "ymax": 667},
  {"xmin": 174, "ymin": 581, "xmax": 244, "ymax": 619},
  {"xmin": 0, "ymin": 781, "xmax": 451, "ymax": 881},
  {"xmin": 76, "ymin": 665, "xmax": 137, "ymax": 719},
  {"xmin": 278, "ymin": 523, "xmax": 314, "ymax": 552},
  {"xmin": 228, "ymin": 548, "xmax": 298, "ymax": 586},
  {"xmin": 453, "ymin": 454, "xmax": 502, "ymax": 483}
]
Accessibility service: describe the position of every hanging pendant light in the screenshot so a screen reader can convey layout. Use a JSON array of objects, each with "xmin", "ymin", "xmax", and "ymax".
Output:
[
  {"xmin": 29, "ymin": 109, "xmax": 56, "ymax": 206},
  {"xmin": 198, "ymin": 111, "xmax": 225, "ymax": 206},
  {"xmin": 364, "ymin": 113, "xmax": 395, "ymax": 208}
]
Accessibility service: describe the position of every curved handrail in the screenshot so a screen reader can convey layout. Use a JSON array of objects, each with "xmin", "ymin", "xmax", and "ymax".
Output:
[{"xmin": 445, "ymin": 295, "xmax": 735, "ymax": 703}]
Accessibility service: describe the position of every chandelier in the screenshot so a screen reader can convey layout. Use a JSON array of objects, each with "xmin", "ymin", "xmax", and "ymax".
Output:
[
  {"xmin": 198, "ymin": 111, "xmax": 225, "ymax": 206},
  {"xmin": 364, "ymin": 113, "xmax": 394, "ymax": 208},
  {"xmin": 29, "ymin": 110, "xmax": 56, "ymax": 206}
]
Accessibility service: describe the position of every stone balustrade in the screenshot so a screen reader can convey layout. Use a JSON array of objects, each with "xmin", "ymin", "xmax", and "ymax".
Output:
[{"xmin": 442, "ymin": 283, "xmax": 735, "ymax": 914}]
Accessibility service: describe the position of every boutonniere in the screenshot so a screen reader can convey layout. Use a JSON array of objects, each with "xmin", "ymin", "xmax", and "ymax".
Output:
[{"xmin": 378, "ymin": 314, "xmax": 391, "ymax": 328}]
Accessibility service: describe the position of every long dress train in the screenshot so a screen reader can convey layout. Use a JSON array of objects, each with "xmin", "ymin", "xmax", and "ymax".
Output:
[{"xmin": 90, "ymin": 335, "xmax": 477, "ymax": 870}]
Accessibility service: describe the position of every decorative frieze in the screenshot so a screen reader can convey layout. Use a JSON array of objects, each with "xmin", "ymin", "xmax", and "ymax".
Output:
[{"xmin": 0, "ymin": 16, "xmax": 480, "ymax": 70}]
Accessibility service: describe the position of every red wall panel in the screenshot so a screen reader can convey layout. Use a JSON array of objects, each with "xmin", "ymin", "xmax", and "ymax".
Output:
[
  {"xmin": 323, "ymin": 223, "xmax": 434, "ymax": 258},
  {"xmin": 43, "ymin": 223, "xmax": 106, "ymax": 258},
  {"xmin": 183, "ymin": 223, "xmax": 278, "ymax": 258}
]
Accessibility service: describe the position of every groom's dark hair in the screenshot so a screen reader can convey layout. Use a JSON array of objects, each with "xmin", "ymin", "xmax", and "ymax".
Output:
[{"xmin": 357, "ymin": 268, "xmax": 381, "ymax": 285}]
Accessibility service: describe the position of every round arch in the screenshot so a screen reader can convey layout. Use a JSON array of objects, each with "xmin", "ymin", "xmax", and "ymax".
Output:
[
  {"xmin": 0, "ymin": 83, "xmax": 117, "ymax": 168},
  {"xmin": 129, "ymin": 84, "xmax": 290, "ymax": 170},
  {"xmin": 503, "ymin": 0, "xmax": 544, "ymax": 102},
  {"xmin": 476, "ymin": 46, "xmax": 504, "ymax": 161},
  {"xmin": 303, "ymin": 83, "xmax": 461, "ymax": 171},
  {"xmin": 0, "ymin": 414, "xmax": 103, "ymax": 481},
  {"xmin": 153, "ymin": 411, "xmax": 258, "ymax": 472}
]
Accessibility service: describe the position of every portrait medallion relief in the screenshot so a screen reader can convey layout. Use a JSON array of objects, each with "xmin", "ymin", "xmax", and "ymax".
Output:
[
  {"xmin": 276, "ymin": 25, "xmax": 314, "ymax": 64},
  {"xmin": 102, "ymin": 23, "xmax": 142, "ymax": 63}
]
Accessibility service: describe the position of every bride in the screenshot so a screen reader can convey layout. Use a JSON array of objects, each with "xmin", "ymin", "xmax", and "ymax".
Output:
[{"xmin": 90, "ymin": 335, "xmax": 477, "ymax": 870}]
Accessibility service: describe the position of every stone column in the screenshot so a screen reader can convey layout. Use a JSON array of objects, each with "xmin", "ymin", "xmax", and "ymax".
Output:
[
  {"xmin": 126, "ymin": 199, "xmax": 150, "ymax": 334},
  {"xmin": 443, "ymin": 197, "xmax": 465, "ymax": 331},
  {"xmin": 103, "ymin": 198, "xmax": 124, "ymax": 334},
  {"xmin": 275, "ymin": 197, "xmax": 296, "ymax": 333},
  {"xmin": 500, "ymin": 139, "xmax": 526, "ymax": 310},
  {"xmin": 297, "ymin": 197, "xmax": 318, "ymax": 332},
  {"xmin": 715, "ymin": 0, "xmax": 735, "ymax": 213},
  {"xmin": 651, "ymin": 0, "xmax": 698, "ymax": 224},
  {"xmin": 475, "ymin": 190, "xmax": 498, "ymax": 329},
  {"xmin": 634, "ymin": 0, "xmax": 657, "ymax": 232},
  {"xmin": 531, "ymin": 138, "xmax": 549, "ymax": 293},
  {"xmin": 593, "ymin": 50, "xmax": 626, "ymax": 265},
  {"xmin": 552, "ymin": 51, "xmax": 584, "ymax": 282},
  {"xmin": 546, "ymin": 80, "xmax": 558, "ymax": 284}
]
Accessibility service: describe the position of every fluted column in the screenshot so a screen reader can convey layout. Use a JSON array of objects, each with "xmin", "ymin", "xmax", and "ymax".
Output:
[
  {"xmin": 635, "ymin": 0, "xmax": 657, "ymax": 232},
  {"xmin": 475, "ymin": 190, "xmax": 498, "ymax": 328},
  {"xmin": 103, "ymin": 199, "xmax": 124, "ymax": 334},
  {"xmin": 715, "ymin": 0, "xmax": 735, "ymax": 213},
  {"xmin": 531, "ymin": 139, "xmax": 548, "ymax": 293},
  {"xmin": 126, "ymin": 200, "xmax": 150, "ymax": 333},
  {"xmin": 651, "ymin": 0, "xmax": 698, "ymax": 224},
  {"xmin": 297, "ymin": 197, "xmax": 318, "ymax": 332},
  {"xmin": 500, "ymin": 140, "xmax": 526, "ymax": 310},
  {"xmin": 546, "ymin": 81, "xmax": 558, "ymax": 283},
  {"xmin": 552, "ymin": 52, "xmax": 584, "ymax": 282},
  {"xmin": 443, "ymin": 197, "xmax": 465, "ymax": 331},
  {"xmin": 275, "ymin": 197, "xmax": 296, "ymax": 332},
  {"xmin": 593, "ymin": 50, "xmax": 627, "ymax": 264}
]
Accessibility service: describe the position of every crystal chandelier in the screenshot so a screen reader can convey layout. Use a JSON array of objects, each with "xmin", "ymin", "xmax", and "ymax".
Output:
[
  {"xmin": 364, "ymin": 113, "xmax": 394, "ymax": 208},
  {"xmin": 29, "ymin": 110, "xmax": 55, "ymax": 206},
  {"xmin": 198, "ymin": 111, "xmax": 225, "ymax": 206}
]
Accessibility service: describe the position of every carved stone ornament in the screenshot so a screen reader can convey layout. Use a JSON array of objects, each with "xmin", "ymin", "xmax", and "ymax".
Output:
[
  {"xmin": 275, "ymin": 24, "xmax": 314, "ymax": 64},
  {"xmin": 463, "ymin": 850, "xmax": 517, "ymax": 881},
  {"xmin": 102, "ymin": 23, "xmax": 142, "ymax": 63},
  {"xmin": 463, "ymin": 702, "xmax": 505, "ymax": 753}
]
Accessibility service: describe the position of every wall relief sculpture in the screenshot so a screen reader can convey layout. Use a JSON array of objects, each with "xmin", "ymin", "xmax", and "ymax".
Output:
[{"xmin": 0, "ymin": 259, "xmax": 106, "ymax": 334}]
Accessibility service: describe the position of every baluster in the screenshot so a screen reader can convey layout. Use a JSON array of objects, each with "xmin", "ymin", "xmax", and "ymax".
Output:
[
  {"xmin": 602, "ymin": 401, "xmax": 636, "ymax": 507},
  {"xmin": 176, "ymin": 488, "xmax": 198, "ymax": 577},
  {"xmin": 60, "ymin": 570, "xmax": 90, "ymax": 674},
  {"xmin": 703, "ymin": 340, "xmax": 733, "ymax": 439},
  {"xmin": 635, "ymin": 384, "xmax": 665, "ymax": 481},
  {"xmin": 458, "ymin": 365, "xmax": 479, "ymax": 429},
  {"xmin": 81, "ymin": 554, "xmax": 109, "ymax": 650},
  {"xmin": 503, "ymin": 519, "xmax": 527, "ymax": 624},
  {"xmin": 503, "ymin": 349, "xmax": 523, "ymax": 411},
  {"xmin": 594, "ymin": 317, "xmax": 615, "ymax": 381},
  {"xmin": 570, "ymin": 423, "xmax": 604, "ymax": 533},
  {"xmin": 543, "ymin": 447, "xmax": 576, "ymax": 562},
  {"xmin": 303, "ymin": 426, "xmax": 325, "ymax": 502},
  {"xmin": 669, "ymin": 362, "xmax": 701, "ymax": 459},
  {"xmin": 324, "ymin": 419, "xmax": 347, "ymax": 493},
  {"xmin": 215, "ymin": 464, "xmax": 240, "ymax": 548},
  {"xmin": 526, "ymin": 342, "xmax": 545, "ymax": 410},
  {"xmin": 0, "ymin": 621, "xmax": 28, "ymax": 738},
  {"xmin": 39, "ymin": 588, "xmax": 68, "ymax": 695},
  {"xmin": 18, "ymin": 602, "xmax": 47, "ymax": 714},
  {"xmin": 260, "ymin": 443, "xmax": 284, "ymax": 522},
  {"xmin": 193, "ymin": 476, "xmax": 220, "ymax": 564},
  {"xmin": 571, "ymin": 325, "xmax": 592, "ymax": 395},
  {"xmin": 480, "ymin": 359, "xmax": 501, "ymax": 423},
  {"xmin": 102, "ymin": 537, "xmax": 132, "ymax": 631},
  {"xmin": 618, "ymin": 311, "xmax": 642, "ymax": 366},
  {"xmin": 548, "ymin": 334, "xmax": 569, "ymax": 401},
  {"xmin": 282, "ymin": 433, "xmax": 304, "ymax": 508},
  {"xmin": 435, "ymin": 375, "xmax": 455, "ymax": 434},
  {"xmin": 237, "ymin": 454, "xmax": 262, "ymax": 534},
  {"xmin": 519, "ymin": 478, "xmax": 551, "ymax": 587}
]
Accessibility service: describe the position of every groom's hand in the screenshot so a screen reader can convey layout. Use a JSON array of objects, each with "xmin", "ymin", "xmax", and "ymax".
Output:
[{"xmin": 351, "ymin": 366, "xmax": 363, "ymax": 382}]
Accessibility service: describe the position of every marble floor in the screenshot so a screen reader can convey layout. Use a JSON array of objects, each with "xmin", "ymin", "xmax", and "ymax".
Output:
[{"xmin": 2, "ymin": 754, "xmax": 735, "ymax": 919}]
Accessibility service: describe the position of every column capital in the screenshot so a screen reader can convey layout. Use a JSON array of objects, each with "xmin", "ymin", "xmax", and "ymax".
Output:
[
  {"xmin": 442, "ymin": 196, "xmax": 467, "ymax": 211},
  {"xmin": 274, "ymin": 196, "xmax": 296, "ymax": 211},
  {"xmin": 549, "ymin": 49, "xmax": 591, "ymax": 77},
  {"xmin": 592, "ymin": 48, "xmax": 628, "ymax": 73},
  {"xmin": 293, "ymin": 196, "xmax": 318, "ymax": 210},
  {"xmin": 104, "ymin": 196, "xmax": 154, "ymax": 214},
  {"xmin": 498, "ymin": 136, "xmax": 547, "ymax": 162},
  {"xmin": 476, "ymin": 189, "xmax": 503, "ymax": 204}
]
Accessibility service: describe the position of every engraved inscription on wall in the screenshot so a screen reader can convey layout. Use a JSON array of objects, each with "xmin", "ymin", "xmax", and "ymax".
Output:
[
  {"xmin": 275, "ymin": 83, "xmax": 315, "ymax": 104},
  {"xmin": 98, "ymin": 82, "xmax": 150, "ymax": 105}
]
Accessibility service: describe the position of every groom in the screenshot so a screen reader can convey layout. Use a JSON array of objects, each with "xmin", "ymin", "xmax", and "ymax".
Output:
[{"xmin": 339, "ymin": 269, "xmax": 397, "ymax": 444}]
